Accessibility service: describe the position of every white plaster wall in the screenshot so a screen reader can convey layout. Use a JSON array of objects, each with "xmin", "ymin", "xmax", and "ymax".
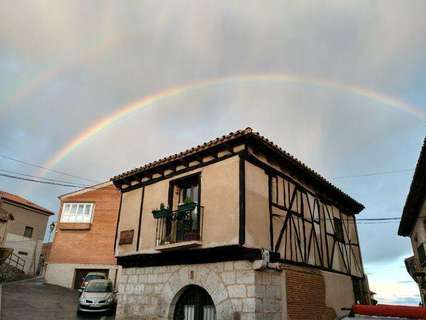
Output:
[
  {"xmin": 4, "ymin": 233, "xmax": 42, "ymax": 275},
  {"xmin": 45, "ymin": 263, "xmax": 119, "ymax": 288},
  {"xmin": 322, "ymin": 270, "xmax": 355, "ymax": 317}
]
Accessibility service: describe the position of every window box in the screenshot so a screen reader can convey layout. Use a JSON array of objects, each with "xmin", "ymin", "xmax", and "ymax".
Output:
[
  {"xmin": 152, "ymin": 204, "xmax": 171, "ymax": 219},
  {"xmin": 177, "ymin": 201, "xmax": 197, "ymax": 213},
  {"xmin": 58, "ymin": 222, "xmax": 91, "ymax": 231}
]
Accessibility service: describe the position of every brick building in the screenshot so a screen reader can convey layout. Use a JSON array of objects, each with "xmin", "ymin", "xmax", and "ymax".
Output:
[
  {"xmin": 112, "ymin": 128, "xmax": 370, "ymax": 320},
  {"xmin": 45, "ymin": 182, "xmax": 121, "ymax": 288}
]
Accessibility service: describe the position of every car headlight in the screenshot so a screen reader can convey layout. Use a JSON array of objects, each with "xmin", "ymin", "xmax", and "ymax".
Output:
[{"xmin": 107, "ymin": 296, "xmax": 114, "ymax": 303}]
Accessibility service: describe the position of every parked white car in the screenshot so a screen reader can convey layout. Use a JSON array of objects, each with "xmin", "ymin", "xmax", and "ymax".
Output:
[{"xmin": 77, "ymin": 279, "xmax": 117, "ymax": 315}]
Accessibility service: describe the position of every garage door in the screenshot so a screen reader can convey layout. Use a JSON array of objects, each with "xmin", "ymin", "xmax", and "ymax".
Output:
[{"xmin": 73, "ymin": 268, "xmax": 109, "ymax": 289}]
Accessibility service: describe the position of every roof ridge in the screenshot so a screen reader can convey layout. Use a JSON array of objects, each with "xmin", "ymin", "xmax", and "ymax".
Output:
[
  {"xmin": 112, "ymin": 127, "xmax": 254, "ymax": 180},
  {"xmin": 0, "ymin": 190, "xmax": 53, "ymax": 215},
  {"xmin": 111, "ymin": 127, "xmax": 363, "ymax": 213}
]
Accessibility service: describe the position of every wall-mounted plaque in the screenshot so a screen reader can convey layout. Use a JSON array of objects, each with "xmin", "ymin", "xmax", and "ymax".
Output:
[{"xmin": 119, "ymin": 229, "xmax": 134, "ymax": 245}]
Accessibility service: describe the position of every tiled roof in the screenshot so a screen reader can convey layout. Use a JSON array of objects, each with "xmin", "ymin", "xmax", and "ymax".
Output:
[
  {"xmin": 0, "ymin": 191, "xmax": 54, "ymax": 215},
  {"xmin": 398, "ymin": 137, "xmax": 426, "ymax": 236},
  {"xmin": 112, "ymin": 127, "xmax": 364, "ymax": 213},
  {"xmin": 112, "ymin": 128, "xmax": 254, "ymax": 181}
]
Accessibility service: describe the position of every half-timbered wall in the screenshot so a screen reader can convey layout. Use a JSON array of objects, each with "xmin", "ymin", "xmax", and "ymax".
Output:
[{"xmin": 245, "ymin": 154, "xmax": 364, "ymax": 278}]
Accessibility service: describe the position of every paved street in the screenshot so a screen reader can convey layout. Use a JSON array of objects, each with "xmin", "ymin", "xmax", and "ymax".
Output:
[{"xmin": 1, "ymin": 279, "xmax": 115, "ymax": 320}]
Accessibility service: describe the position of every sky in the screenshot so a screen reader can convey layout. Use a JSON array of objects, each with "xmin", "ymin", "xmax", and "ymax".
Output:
[{"xmin": 1, "ymin": 0, "xmax": 425, "ymax": 305}]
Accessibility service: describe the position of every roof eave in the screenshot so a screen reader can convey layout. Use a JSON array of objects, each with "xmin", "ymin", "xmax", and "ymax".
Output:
[{"xmin": 398, "ymin": 137, "xmax": 426, "ymax": 237}]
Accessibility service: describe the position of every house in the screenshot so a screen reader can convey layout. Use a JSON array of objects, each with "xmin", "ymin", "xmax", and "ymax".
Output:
[
  {"xmin": 0, "ymin": 190, "xmax": 54, "ymax": 275},
  {"xmin": 45, "ymin": 181, "xmax": 121, "ymax": 289},
  {"xmin": 113, "ymin": 128, "xmax": 370, "ymax": 320},
  {"xmin": 0, "ymin": 204, "xmax": 14, "ymax": 247},
  {"xmin": 398, "ymin": 137, "xmax": 426, "ymax": 304}
]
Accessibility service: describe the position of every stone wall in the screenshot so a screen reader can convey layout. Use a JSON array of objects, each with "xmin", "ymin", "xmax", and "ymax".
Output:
[
  {"xmin": 116, "ymin": 260, "xmax": 354, "ymax": 320},
  {"xmin": 116, "ymin": 260, "xmax": 282, "ymax": 320}
]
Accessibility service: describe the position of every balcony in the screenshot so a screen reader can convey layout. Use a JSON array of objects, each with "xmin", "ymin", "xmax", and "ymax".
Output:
[
  {"xmin": 405, "ymin": 255, "xmax": 426, "ymax": 288},
  {"xmin": 405, "ymin": 256, "xmax": 419, "ymax": 280},
  {"xmin": 154, "ymin": 205, "xmax": 203, "ymax": 251}
]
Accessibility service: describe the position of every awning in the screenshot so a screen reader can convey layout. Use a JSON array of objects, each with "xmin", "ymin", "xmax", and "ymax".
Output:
[{"xmin": 352, "ymin": 304, "xmax": 426, "ymax": 319}]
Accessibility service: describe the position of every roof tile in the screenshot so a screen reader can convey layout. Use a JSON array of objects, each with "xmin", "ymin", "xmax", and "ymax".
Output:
[{"xmin": 0, "ymin": 191, "xmax": 53, "ymax": 215}]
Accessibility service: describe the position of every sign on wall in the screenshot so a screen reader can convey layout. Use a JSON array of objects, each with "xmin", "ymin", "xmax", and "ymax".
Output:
[{"xmin": 119, "ymin": 229, "xmax": 134, "ymax": 245}]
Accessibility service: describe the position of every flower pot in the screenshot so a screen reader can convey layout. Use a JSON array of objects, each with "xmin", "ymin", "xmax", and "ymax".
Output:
[
  {"xmin": 177, "ymin": 202, "xmax": 196, "ymax": 212},
  {"xmin": 152, "ymin": 208, "xmax": 171, "ymax": 219}
]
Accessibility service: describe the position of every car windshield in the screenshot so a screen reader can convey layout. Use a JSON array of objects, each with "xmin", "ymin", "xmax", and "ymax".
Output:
[
  {"xmin": 85, "ymin": 275, "xmax": 104, "ymax": 281},
  {"xmin": 85, "ymin": 282, "xmax": 113, "ymax": 293}
]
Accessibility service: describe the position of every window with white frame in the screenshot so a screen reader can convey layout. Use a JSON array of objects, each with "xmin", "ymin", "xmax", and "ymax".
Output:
[{"xmin": 60, "ymin": 203, "xmax": 94, "ymax": 223}]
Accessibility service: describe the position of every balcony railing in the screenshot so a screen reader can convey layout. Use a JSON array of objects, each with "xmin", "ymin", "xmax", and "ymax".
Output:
[
  {"xmin": 155, "ymin": 205, "xmax": 203, "ymax": 246},
  {"xmin": 6, "ymin": 252, "xmax": 25, "ymax": 272}
]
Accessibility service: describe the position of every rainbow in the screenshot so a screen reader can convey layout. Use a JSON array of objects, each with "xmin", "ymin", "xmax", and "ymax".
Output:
[{"xmin": 41, "ymin": 73, "xmax": 426, "ymax": 180}]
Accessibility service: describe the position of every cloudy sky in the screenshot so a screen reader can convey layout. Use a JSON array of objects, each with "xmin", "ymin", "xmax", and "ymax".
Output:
[{"xmin": 1, "ymin": 0, "xmax": 425, "ymax": 304}]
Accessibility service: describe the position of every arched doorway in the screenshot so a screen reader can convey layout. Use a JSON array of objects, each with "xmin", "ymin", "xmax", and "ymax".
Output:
[{"xmin": 173, "ymin": 285, "xmax": 216, "ymax": 320}]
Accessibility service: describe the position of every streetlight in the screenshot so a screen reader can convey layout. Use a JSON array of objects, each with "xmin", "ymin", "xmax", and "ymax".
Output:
[{"xmin": 48, "ymin": 221, "xmax": 56, "ymax": 242}]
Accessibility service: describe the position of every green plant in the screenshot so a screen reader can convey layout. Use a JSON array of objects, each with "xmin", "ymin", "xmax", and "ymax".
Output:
[
  {"xmin": 152, "ymin": 203, "xmax": 171, "ymax": 219},
  {"xmin": 183, "ymin": 197, "xmax": 193, "ymax": 204},
  {"xmin": 176, "ymin": 200, "xmax": 196, "ymax": 220}
]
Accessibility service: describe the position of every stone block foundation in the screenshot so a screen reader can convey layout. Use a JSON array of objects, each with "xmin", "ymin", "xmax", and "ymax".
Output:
[
  {"xmin": 116, "ymin": 261, "xmax": 354, "ymax": 320},
  {"xmin": 116, "ymin": 260, "xmax": 282, "ymax": 320}
]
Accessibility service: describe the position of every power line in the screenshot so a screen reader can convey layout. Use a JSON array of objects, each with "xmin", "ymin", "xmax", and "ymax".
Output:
[
  {"xmin": 332, "ymin": 168, "xmax": 414, "ymax": 180},
  {"xmin": 0, "ymin": 154, "xmax": 100, "ymax": 183},
  {"xmin": 0, "ymin": 172, "xmax": 89, "ymax": 188},
  {"xmin": 0, "ymin": 171, "xmax": 411, "ymax": 224},
  {"xmin": 0, "ymin": 168, "xmax": 90, "ymax": 186}
]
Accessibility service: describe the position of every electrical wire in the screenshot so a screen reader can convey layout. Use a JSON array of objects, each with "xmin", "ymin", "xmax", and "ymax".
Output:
[
  {"xmin": 331, "ymin": 168, "xmax": 414, "ymax": 180},
  {"xmin": 0, "ymin": 172, "xmax": 90, "ymax": 188},
  {"xmin": 0, "ymin": 168, "xmax": 90, "ymax": 186},
  {"xmin": 0, "ymin": 154, "xmax": 100, "ymax": 183}
]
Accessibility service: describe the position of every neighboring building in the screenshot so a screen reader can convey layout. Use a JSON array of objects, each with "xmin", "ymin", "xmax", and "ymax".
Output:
[
  {"xmin": 0, "ymin": 191, "xmax": 53, "ymax": 275},
  {"xmin": 0, "ymin": 204, "xmax": 14, "ymax": 247},
  {"xmin": 398, "ymin": 137, "xmax": 426, "ymax": 304},
  {"xmin": 45, "ymin": 181, "xmax": 121, "ymax": 289},
  {"xmin": 113, "ymin": 128, "xmax": 370, "ymax": 320}
]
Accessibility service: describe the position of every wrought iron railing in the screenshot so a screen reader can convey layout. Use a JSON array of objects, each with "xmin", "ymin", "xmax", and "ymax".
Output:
[
  {"xmin": 155, "ymin": 205, "xmax": 203, "ymax": 246},
  {"xmin": 6, "ymin": 252, "xmax": 25, "ymax": 272}
]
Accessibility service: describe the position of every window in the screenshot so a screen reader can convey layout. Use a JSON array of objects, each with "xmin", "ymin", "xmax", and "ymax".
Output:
[
  {"xmin": 23, "ymin": 226, "xmax": 33, "ymax": 238},
  {"xmin": 174, "ymin": 174, "xmax": 200, "ymax": 206},
  {"xmin": 60, "ymin": 203, "xmax": 94, "ymax": 223},
  {"xmin": 333, "ymin": 217, "xmax": 344, "ymax": 242},
  {"xmin": 174, "ymin": 285, "xmax": 216, "ymax": 320},
  {"xmin": 172, "ymin": 174, "xmax": 200, "ymax": 242},
  {"xmin": 156, "ymin": 174, "xmax": 201, "ymax": 245}
]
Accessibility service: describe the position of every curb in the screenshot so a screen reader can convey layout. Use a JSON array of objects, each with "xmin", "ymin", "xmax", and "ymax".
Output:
[{"xmin": 0, "ymin": 276, "xmax": 39, "ymax": 286}]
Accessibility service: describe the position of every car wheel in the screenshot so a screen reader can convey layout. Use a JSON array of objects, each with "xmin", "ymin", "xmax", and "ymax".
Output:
[{"xmin": 106, "ymin": 306, "xmax": 115, "ymax": 316}]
